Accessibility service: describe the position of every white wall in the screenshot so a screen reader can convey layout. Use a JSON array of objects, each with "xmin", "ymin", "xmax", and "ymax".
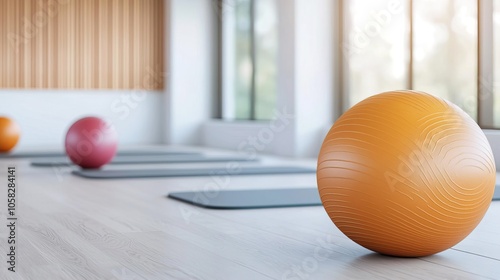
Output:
[
  {"xmin": 293, "ymin": 0, "xmax": 335, "ymax": 157},
  {"xmin": 273, "ymin": 0, "xmax": 335, "ymax": 158},
  {"xmin": 164, "ymin": 0, "xmax": 217, "ymax": 145},
  {"xmin": 0, "ymin": 90, "xmax": 163, "ymax": 150}
]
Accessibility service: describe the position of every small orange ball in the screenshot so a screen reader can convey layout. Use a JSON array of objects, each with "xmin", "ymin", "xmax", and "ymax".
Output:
[
  {"xmin": 317, "ymin": 90, "xmax": 495, "ymax": 257},
  {"xmin": 0, "ymin": 117, "xmax": 21, "ymax": 153}
]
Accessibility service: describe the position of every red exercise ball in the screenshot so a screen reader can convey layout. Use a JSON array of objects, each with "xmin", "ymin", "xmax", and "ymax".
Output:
[
  {"xmin": 65, "ymin": 117, "xmax": 118, "ymax": 169},
  {"xmin": 0, "ymin": 116, "xmax": 21, "ymax": 153}
]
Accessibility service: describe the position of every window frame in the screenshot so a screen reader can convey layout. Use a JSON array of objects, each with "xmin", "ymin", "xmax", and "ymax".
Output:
[{"xmin": 478, "ymin": 0, "xmax": 495, "ymax": 128}]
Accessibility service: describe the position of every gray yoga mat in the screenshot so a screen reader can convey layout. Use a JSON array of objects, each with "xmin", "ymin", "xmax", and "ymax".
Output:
[
  {"xmin": 169, "ymin": 185, "xmax": 500, "ymax": 210},
  {"xmin": 0, "ymin": 150, "xmax": 199, "ymax": 159},
  {"xmin": 73, "ymin": 166, "xmax": 316, "ymax": 179},
  {"xmin": 168, "ymin": 188, "xmax": 322, "ymax": 209},
  {"xmin": 31, "ymin": 155, "xmax": 257, "ymax": 167}
]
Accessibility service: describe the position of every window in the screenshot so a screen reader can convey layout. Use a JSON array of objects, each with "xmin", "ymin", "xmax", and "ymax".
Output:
[
  {"xmin": 220, "ymin": 0, "xmax": 497, "ymax": 128},
  {"xmin": 220, "ymin": 0, "xmax": 278, "ymax": 120},
  {"xmin": 343, "ymin": 0, "xmax": 484, "ymax": 125},
  {"xmin": 413, "ymin": 0, "xmax": 477, "ymax": 119},
  {"xmin": 343, "ymin": 0, "xmax": 409, "ymax": 109}
]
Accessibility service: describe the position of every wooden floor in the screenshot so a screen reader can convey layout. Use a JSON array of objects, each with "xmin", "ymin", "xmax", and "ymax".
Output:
[{"xmin": 0, "ymin": 146, "xmax": 499, "ymax": 280}]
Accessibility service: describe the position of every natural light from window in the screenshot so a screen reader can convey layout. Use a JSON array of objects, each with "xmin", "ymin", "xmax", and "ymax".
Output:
[
  {"xmin": 345, "ymin": 0, "xmax": 409, "ymax": 107},
  {"xmin": 345, "ymin": 0, "xmax": 478, "ymax": 122},
  {"xmin": 228, "ymin": 0, "xmax": 277, "ymax": 120},
  {"xmin": 413, "ymin": 0, "xmax": 477, "ymax": 120}
]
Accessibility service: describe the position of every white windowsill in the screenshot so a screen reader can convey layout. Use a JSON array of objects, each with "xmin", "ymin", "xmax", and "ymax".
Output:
[{"xmin": 202, "ymin": 119, "xmax": 297, "ymax": 157}]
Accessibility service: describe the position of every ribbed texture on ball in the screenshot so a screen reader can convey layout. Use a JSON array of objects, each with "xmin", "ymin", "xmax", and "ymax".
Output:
[{"xmin": 317, "ymin": 91, "xmax": 495, "ymax": 257}]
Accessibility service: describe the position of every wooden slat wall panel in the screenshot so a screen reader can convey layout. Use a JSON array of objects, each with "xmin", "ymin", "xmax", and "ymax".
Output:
[{"xmin": 0, "ymin": 0, "xmax": 164, "ymax": 89}]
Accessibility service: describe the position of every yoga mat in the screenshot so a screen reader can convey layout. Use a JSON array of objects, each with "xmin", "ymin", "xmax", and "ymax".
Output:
[
  {"xmin": 167, "ymin": 188, "xmax": 321, "ymax": 209},
  {"xmin": 171, "ymin": 185, "xmax": 500, "ymax": 209},
  {"xmin": 73, "ymin": 166, "xmax": 316, "ymax": 179},
  {"xmin": 31, "ymin": 155, "xmax": 258, "ymax": 167},
  {"xmin": 0, "ymin": 150, "xmax": 199, "ymax": 159}
]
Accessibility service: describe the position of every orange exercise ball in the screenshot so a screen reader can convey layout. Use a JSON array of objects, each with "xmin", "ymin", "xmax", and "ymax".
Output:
[
  {"xmin": 317, "ymin": 90, "xmax": 495, "ymax": 257},
  {"xmin": 0, "ymin": 117, "xmax": 21, "ymax": 153}
]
